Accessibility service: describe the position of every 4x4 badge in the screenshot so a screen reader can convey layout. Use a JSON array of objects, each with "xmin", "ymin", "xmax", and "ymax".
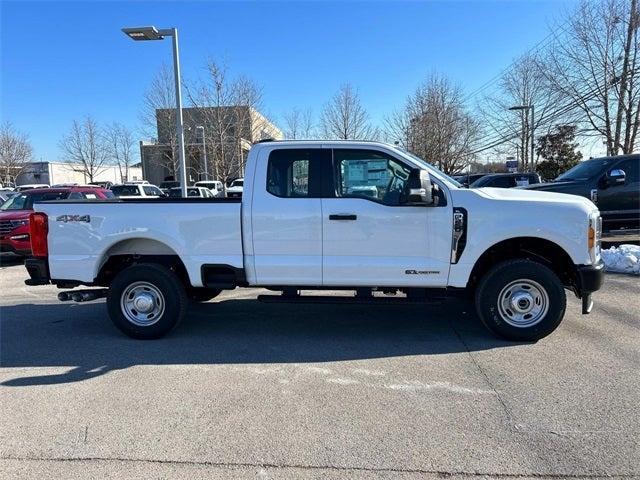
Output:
[{"xmin": 56, "ymin": 214, "xmax": 90, "ymax": 223}]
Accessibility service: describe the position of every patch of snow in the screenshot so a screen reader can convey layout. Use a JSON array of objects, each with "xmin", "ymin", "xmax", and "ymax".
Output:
[{"xmin": 601, "ymin": 244, "xmax": 640, "ymax": 275}]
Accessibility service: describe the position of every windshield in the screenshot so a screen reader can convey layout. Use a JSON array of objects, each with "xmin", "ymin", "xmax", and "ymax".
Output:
[
  {"xmin": 0, "ymin": 191, "xmax": 68, "ymax": 210},
  {"xmin": 394, "ymin": 149, "xmax": 462, "ymax": 187},
  {"xmin": 231, "ymin": 180, "xmax": 243, "ymax": 187},
  {"xmin": 556, "ymin": 158, "xmax": 614, "ymax": 181}
]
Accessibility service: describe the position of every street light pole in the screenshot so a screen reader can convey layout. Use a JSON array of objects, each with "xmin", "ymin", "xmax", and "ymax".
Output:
[
  {"xmin": 122, "ymin": 26, "xmax": 188, "ymax": 198},
  {"xmin": 196, "ymin": 126, "xmax": 208, "ymax": 181},
  {"xmin": 530, "ymin": 104, "xmax": 535, "ymax": 172},
  {"xmin": 509, "ymin": 104, "xmax": 535, "ymax": 172}
]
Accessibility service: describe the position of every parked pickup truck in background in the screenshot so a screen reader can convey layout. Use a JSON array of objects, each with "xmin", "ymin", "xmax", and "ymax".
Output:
[
  {"xmin": 525, "ymin": 154, "xmax": 639, "ymax": 233},
  {"xmin": 24, "ymin": 141, "xmax": 605, "ymax": 341}
]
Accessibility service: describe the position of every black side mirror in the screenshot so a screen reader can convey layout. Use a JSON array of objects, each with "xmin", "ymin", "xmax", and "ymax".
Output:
[
  {"xmin": 406, "ymin": 169, "xmax": 434, "ymax": 206},
  {"xmin": 606, "ymin": 168, "xmax": 626, "ymax": 186}
]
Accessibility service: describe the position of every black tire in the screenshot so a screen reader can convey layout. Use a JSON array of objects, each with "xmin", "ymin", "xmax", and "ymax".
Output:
[
  {"xmin": 188, "ymin": 288, "xmax": 221, "ymax": 303},
  {"xmin": 475, "ymin": 259, "xmax": 566, "ymax": 342},
  {"xmin": 107, "ymin": 263, "xmax": 188, "ymax": 339}
]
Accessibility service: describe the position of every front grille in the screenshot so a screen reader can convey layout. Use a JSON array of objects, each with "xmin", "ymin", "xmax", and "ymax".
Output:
[
  {"xmin": 0, "ymin": 220, "xmax": 26, "ymax": 235},
  {"xmin": 0, "ymin": 220, "xmax": 14, "ymax": 235}
]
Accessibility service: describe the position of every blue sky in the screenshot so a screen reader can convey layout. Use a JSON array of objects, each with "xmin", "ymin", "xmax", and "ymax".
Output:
[{"xmin": 1, "ymin": 0, "xmax": 577, "ymax": 161}]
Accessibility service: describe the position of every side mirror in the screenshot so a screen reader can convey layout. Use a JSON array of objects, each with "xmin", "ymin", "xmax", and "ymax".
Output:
[
  {"xmin": 606, "ymin": 168, "xmax": 626, "ymax": 186},
  {"xmin": 406, "ymin": 169, "xmax": 433, "ymax": 206}
]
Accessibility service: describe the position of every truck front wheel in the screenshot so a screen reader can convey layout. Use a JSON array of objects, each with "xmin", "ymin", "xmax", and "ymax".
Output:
[
  {"xmin": 106, "ymin": 263, "xmax": 188, "ymax": 339},
  {"xmin": 475, "ymin": 259, "xmax": 566, "ymax": 341}
]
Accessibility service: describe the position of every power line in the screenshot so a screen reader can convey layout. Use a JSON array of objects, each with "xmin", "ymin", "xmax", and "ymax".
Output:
[
  {"xmin": 463, "ymin": 18, "xmax": 572, "ymax": 104},
  {"xmin": 471, "ymin": 80, "xmax": 605, "ymax": 155}
]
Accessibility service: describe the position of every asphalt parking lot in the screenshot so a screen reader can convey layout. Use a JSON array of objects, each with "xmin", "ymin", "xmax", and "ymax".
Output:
[{"xmin": 1, "ymin": 254, "xmax": 638, "ymax": 479}]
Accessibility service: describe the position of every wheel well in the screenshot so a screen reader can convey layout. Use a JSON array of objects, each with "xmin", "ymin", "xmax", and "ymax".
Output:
[
  {"xmin": 95, "ymin": 239, "xmax": 190, "ymax": 287},
  {"xmin": 468, "ymin": 237, "xmax": 577, "ymax": 291}
]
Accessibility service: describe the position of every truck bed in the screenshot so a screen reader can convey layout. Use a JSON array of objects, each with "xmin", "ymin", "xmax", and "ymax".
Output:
[{"xmin": 35, "ymin": 199, "xmax": 243, "ymax": 287}]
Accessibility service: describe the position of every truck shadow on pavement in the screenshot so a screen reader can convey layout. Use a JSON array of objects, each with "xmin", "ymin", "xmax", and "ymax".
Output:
[{"xmin": 0, "ymin": 298, "xmax": 524, "ymax": 387}]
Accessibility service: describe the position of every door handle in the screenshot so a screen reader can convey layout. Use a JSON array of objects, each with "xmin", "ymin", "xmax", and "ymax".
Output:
[{"xmin": 329, "ymin": 214, "xmax": 357, "ymax": 221}]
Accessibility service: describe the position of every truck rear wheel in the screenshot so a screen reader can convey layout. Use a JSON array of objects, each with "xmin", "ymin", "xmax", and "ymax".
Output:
[
  {"xmin": 475, "ymin": 259, "xmax": 566, "ymax": 342},
  {"xmin": 106, "ymin": 263, "xmax": 187, "ymax": 339}
]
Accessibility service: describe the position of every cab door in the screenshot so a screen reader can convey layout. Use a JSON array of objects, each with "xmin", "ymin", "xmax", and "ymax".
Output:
[
  {"xmin": 250, "ymin": 147, "xmax": 328, "ymax": 285},
  {"xmin": 321, "ymin": 148, "xmax": 452, "ymax": 287},
  {"xmin": 597, "ymin": 156, "xmax": 640, "ymax": 228}
]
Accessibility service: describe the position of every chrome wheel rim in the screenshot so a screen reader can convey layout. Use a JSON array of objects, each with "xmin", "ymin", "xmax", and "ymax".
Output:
[
  {"xmin": 497, "ymin": 279, "xmax": 549, "ymax": 328},
  {"xmin": 120, "ymin": 281, "xmax": 165, "ymax": 326}
]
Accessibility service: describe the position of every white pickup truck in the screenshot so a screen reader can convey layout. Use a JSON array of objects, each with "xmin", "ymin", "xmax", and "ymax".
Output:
[{"xmin": 25, "ymin": 140, "xmax": 604, "ymax": 341}]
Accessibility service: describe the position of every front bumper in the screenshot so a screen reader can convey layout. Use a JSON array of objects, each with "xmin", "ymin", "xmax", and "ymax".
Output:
[
  {"xmin": 0, "ymin": 231, "xmax": 31, "ymax": 256},
  {"xmin": 576, "ymin": 259, "xmax": 605, "ymax": 314}
]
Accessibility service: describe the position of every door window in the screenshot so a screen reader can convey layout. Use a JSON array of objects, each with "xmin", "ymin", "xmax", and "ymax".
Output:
[
  {"xmin": 143, "ymin": 186, "xmax": 163, "ymax": 196},
  {"xmin": 111, "ymin": 185, "xmax": 141, "ymax": 196},
  {"xmin": 267, "ymin": 149, "xmax": 319, "ymax": 197},
  {"xmin": 333, "ymin": 149, "xmax": 411, "ymax": 206},
  {"xmin": 614, "ymin": 158, "xmax": 639, "ymax": 183}
]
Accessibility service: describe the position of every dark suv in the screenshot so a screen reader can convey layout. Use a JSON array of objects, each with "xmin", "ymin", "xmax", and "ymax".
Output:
[
  {"xmin": 525, "ymin": 154, "xmax": 639, "ymax": 232},
  {"xmin": 469, "ymin": 172, "xmax": 541, "ymax": 188}
]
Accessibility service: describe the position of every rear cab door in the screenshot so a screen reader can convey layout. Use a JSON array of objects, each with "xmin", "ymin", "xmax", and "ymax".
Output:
[{"xmin": 248, "ymin": 146, "xmax": 329, "ymax": 285}]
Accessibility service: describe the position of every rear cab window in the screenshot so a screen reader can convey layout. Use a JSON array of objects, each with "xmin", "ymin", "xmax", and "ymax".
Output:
[{"xmin": 266, "ymin": 149, "xmax": 324, "ymax": 198}]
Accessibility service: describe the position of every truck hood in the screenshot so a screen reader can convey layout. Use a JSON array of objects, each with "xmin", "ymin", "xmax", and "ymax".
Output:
[
  {"xmin": 468, "ymin": 187, "xmax": 597, "ymax": 213},
  {"xmin": 523, "ymin": 180, "xmax": 581, "ymax": 192},
  {"xmin": 0, "ymin": 210, "xmax": 31, "ymax": 221}
]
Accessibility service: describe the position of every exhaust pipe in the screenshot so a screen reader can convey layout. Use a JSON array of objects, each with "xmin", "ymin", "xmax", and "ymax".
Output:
[
  {"xmin": 57, "ymin": 292, "xmax": 71, "ymax": 301},
  {"xmin": 59, "ymin": 289, "xmax": 108, "ymax": 303}
]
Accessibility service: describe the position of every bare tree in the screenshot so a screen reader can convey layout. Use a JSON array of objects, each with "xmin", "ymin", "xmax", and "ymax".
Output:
[
  {"xmin": 386, "ymin": 74, "xmax": 481, "ymax": 174},
  {"xmin": 283, "ymin": 107, "xmax": 315, "ymax": 139},
  {"xmin": 0, "ymin": 122, "xmax": 32, "ymax": 185},
  {"xmin": 187, "ymin": 60, "xmax": 266, "ymax": 184},
  {"xmin": 105, "ymin": 123, "xmax": 136, "ymax": 183},
  {"xmin": 542, "ymin": 0, "xmax": 640, "ymax": 155},
  {"xmin": 59, "ymin": 116, "xmax": 109, "ymax": 182},
  {"xmin": 320, "ymin": 84, "xmax": 378, "ymax": 140},
  {"xmin": 478, "ymin": 53, "xmax": 562, "ymax": 169},
  {"xmin": 140, "ymin": 63, "xmax": 181, "ymax": 178}
]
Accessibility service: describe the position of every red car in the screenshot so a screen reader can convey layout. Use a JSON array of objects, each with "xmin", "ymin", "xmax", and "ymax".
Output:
[{"xmin": 0, "ymin": 186, "xmax": 113, "ymax": 256}]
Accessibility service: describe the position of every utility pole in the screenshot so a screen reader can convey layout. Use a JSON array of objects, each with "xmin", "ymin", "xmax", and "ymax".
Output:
[{"xmin": 196, "ymin": 126, "xmax": 208, "ymax": 180}]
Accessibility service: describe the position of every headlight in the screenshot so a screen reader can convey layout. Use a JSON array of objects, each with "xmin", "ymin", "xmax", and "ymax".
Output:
[{"xmin": 11, "ymin": 219, "xmax": 29, "ymax": 228}]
